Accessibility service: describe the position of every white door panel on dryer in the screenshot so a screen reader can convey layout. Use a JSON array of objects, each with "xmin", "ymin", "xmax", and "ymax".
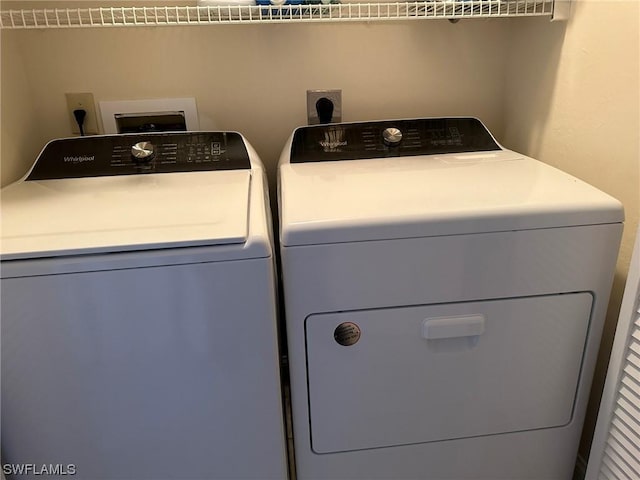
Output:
[{"xmin": 306, "ymin": 293, "xmax": 593, "ymax": 453}]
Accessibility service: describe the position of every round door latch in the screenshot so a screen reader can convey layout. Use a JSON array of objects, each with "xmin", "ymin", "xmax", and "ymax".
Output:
[{"xmin": 334, "ymin": 322, "xmax": 361, "ymax": 346}]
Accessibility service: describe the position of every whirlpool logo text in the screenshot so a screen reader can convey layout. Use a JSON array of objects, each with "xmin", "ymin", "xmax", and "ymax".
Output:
[
  {"xmin": 63, "ymin": 155, "xmax": 95, "ymax": 164},
  {"xmin": 319, "ymin": 130, "xmax": 347, "ymax": 151}
]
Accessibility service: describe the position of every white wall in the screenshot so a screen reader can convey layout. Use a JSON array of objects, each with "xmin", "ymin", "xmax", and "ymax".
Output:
[
  {"xmin": 0, "ymin": 30, "xmax": 39, "ymax": 184},
  {"xmin": 1, "ymin": 19, "xmax": 509, "ymax": 187},
  {"xmin": 502, "ymin": 1, "xmax": 640, "ymax": 463}
]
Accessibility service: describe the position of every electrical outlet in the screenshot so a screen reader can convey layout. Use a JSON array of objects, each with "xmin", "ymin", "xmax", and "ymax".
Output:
[
  {"xmin": 307, "ymin": 89, "xmax": 342, "ymax": 125},
  {"xmin": 66, "ymin": 93, "xmax": 99, "ymax": 135}
]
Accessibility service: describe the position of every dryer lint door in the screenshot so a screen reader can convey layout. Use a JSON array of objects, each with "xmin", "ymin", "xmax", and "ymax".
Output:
[{"xmin": 305, "ymin": 293, "xmax": 592, "ymax": 454}]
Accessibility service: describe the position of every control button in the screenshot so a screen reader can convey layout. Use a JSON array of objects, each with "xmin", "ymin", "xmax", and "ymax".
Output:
[
  {"xmin": 131, "ymin": 141, "xmax": 155, "ymax": 163},
  {"xmin": 382, "ymin": 127, "xmax": 403, "ymax": 147}
]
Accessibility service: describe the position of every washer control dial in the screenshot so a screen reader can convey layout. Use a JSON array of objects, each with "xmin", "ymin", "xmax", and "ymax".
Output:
[
  {"xmin": 131, "ymin": 141, "xmax": 155, "ymax": 162},
  {"xmin": 382, "ymin": 127, "xmax": 403, "ymax": 147}
]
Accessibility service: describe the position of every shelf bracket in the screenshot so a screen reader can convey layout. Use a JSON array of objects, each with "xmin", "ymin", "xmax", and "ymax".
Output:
[{"xmin": 551, "ymin": 0, "xmax": 571, "ymax": 21}]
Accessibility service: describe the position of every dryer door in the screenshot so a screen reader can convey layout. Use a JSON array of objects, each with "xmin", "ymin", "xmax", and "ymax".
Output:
[{"xmin": 305, "ymin": 293, "xmax": 592, "ymax": 454}]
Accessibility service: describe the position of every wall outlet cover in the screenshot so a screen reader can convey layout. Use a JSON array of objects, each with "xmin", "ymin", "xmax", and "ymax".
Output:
[
  {"xmin": 307, "ymin": 89, "xmax": 342, "ymax": 125},
  {"xmin": 66, "ymin": 93, "xmax": 99, "ymax": 135}
]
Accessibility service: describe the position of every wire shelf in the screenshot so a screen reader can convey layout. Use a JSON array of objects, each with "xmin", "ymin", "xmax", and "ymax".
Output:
[{"xmin": 0, "ymin": 0, "xmax": 554, "ymax": 28}]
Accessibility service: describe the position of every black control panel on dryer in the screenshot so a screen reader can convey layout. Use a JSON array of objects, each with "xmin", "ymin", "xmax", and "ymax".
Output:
[
  {"xmin": 27, "ymin": 132, "xmax": 251, "ymax": 180},
  {"xmin": 290, "ymin": 117, "xmax": 501, "ymax": 163}
]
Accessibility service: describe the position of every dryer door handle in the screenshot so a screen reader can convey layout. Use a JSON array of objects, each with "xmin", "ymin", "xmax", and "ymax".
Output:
[{"xmin": 422, "ymin": 314, "xmax": 486, "ymax": 340}]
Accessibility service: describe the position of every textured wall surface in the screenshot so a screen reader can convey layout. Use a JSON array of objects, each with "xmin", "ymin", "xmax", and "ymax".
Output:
[{"xmin": 502, "ymin": 2, "xmax": 640, "ymax": 463}]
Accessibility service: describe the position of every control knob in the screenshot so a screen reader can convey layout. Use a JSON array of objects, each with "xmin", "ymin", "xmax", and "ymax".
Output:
[
  {"xmin": 131, "ymin": 141, "xmax": 155, "ymax": 163},
  {"xmin": 382, "ymin": 127, "xmax": 403, "ymax": 147}
]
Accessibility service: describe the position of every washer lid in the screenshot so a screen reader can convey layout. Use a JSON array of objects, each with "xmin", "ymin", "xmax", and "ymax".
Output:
[
  {"xmin": 279, "ymin": 152, "xmax": 624, "ymax": 246},
  {"xmin": 1, "ymin": 170, "xmax": 252, "ymax": 260}
]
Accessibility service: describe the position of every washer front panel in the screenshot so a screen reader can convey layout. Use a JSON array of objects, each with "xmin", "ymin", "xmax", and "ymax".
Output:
[{"xmin": 1, "ymin": 257, "xmax": 288, "ymax": 479}]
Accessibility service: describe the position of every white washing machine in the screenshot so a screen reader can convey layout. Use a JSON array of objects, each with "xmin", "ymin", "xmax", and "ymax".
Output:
[
  {"xmin": 277, "ymin": 118, "xmax": 624, "ymax": 479},
  {"xmin": 1, "ymin": 132, "xmax": 288, "ymax": 479}
]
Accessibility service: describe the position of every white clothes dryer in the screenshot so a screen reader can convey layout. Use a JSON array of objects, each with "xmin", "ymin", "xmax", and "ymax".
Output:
[
  {"xmin": 1, "ymin": 132, "xmax": 288, "ymax": 480},
  {"xmin": 277, "ymin": 118, "xmax": 624, "ymax": 479}
]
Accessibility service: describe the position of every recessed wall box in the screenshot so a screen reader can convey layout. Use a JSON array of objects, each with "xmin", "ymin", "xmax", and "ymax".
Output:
[
  {"xmin": 100, "ymin": 98, "xmax": 199, "ymax": 134},
  {"xmin": 115, "ymin": 112, "xmax": 187, "ymax": 133}
]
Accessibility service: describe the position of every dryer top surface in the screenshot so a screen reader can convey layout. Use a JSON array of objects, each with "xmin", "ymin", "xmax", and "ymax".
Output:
[{"xmin": 279, "ymin": 151, "xmax": 624, "ymax": 246}]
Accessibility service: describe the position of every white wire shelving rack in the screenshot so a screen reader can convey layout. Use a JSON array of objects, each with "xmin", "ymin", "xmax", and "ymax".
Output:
[{"xmin": 0, "ymin": 0, "xmax": 559, "ymax": 29}]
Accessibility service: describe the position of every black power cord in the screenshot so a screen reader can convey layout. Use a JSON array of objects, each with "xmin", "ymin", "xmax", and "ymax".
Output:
[{"xmin": 73, "ymin": 109, "xmax": 87, "ymax": 136}]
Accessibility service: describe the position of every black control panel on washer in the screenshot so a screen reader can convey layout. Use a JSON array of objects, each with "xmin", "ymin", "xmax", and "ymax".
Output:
[
  {"xmin": 27, "ymin": 132, "xmax": 251, "ymax": 180},
  {"xmin": 290, "ymin": 117, "xmax": 501, "ymax": 163}
]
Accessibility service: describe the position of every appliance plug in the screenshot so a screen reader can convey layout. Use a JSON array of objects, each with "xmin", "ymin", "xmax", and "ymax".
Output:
[
  {"xmin": 73, "ymin": 109, "xmax": 87, "ymax": 136},
  {"xmin": 316, "ymin": 97, "xmax": 334, "ymax": 124}
]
